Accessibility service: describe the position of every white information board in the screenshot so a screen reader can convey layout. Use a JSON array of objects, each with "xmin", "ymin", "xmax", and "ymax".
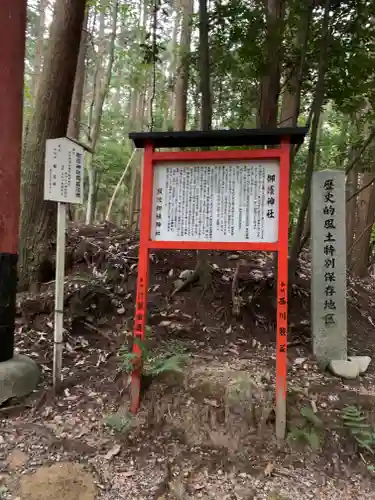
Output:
[
  {"xmin": 151, "ymin": 160, "xmax": 280, "ymax": 243},
  {"xmin": 44, "ymin": 137, "xmax": 84, "ymax": 204}
]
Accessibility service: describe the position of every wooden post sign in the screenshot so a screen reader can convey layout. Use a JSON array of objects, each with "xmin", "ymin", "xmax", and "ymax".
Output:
[{"xmin": 128, "ymin": 128, "xmax": 307, "ymax": 439}]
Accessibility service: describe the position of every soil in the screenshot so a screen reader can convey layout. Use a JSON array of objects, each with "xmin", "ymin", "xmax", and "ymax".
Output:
[{"xmin": 2, "ymin": 223, "xmax": 375, "ymax": 499}]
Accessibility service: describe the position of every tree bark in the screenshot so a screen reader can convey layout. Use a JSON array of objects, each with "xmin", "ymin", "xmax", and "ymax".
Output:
[
  {"xmin": 346, "ymin": 158, "xmax": 357, "ymax": 263},
  {"xmin": 30, "ymin": 0, "xmax": 49, "ymax": 99},
  {"xmin": 288, "ymin": 0, "xmax": 331, "ymax": 278},
  {"xmin": 199, "ymin": 0, "xmax": 211, "ymax": 131},
  {"xmin": 352, "ymin": 168, "xmax": 375, "ymax": 277},
  {"xmin": 258, "ymin": 0, "xmax": 285, "ymax": 127},
  {"xmin": 68, "ymin": 11, "xmax": 88, "ymax": 139},
  {"xmin": 19, "ymin": 0, "xmax": 87, "ymax": 290},
  {"xmin": 173, "ymin": 0, "xmax": 194, "ymax": 131}
]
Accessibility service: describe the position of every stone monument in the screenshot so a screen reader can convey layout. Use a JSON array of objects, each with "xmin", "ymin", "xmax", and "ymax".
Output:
[{"xmin": 311, "ymin": 170, "xmax": 347, "ymax": 367}]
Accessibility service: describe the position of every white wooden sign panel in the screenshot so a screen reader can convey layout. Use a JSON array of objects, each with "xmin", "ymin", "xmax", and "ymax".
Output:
[
  {"xmin": 44, "ymin": 137, "xmax": 84, "ymax": 204},
  {"xmin": 151, "ymin": 160, "xmax": 280, "ymax": 243}
]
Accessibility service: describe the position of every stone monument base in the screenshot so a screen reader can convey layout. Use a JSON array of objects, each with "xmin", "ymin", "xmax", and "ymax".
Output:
[{"xmin": 0, "ymin": 355, "xmax": 39, "ymax": 405}]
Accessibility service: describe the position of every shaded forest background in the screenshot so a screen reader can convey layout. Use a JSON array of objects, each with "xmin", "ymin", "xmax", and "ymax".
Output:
[{"xmin": 21, "ymin": 0, "xmax": 375, "ymax": 289}]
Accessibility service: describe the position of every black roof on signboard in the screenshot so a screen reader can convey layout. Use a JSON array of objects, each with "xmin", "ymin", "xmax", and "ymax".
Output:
[{"xmin": 128, "ymin": 127, "xmax": 308, "ymax": 149}]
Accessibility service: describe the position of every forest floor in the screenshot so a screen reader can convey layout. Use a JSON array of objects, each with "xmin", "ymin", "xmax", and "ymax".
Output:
[{"xmin": 2, "ymin": 223, "xmax": 375, "ymax": 499}]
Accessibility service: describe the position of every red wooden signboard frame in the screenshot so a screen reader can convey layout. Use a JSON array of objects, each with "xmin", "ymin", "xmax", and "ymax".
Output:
[{"xmin": 128, "ymin": 128, "xmax": 306, "ymax": 439}]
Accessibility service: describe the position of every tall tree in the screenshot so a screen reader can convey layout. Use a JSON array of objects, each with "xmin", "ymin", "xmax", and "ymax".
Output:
[
  {"xmin": 289, "ymin": 0, "xmax": 331, "ymax": 278},
  {"xmin": 258, "ymin": 0, "xmax": 285, "ymax": 127},
  {"xmin": 85, "ymin": 0, "xmax": 119, "ymax": 225},
  {"xmin": 174, "ymin": 0, "xmax": 194, "ymax": 131},
  {"xmin": 19, "ymin": 0, "xmax": 87, "ymax": 290}
]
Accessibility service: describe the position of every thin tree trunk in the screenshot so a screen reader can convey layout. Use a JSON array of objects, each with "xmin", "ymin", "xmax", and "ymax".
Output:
[
  {"xmin": 86, "ymin": 0, "xmax": 119, "ymax": 224},
  {"xmin": 19, "ymin": 0, "xmax": 87, "ymax": 290},
  {"xmin": 289, "ymin": 0, "xmax": 331, "ymax": 279}
]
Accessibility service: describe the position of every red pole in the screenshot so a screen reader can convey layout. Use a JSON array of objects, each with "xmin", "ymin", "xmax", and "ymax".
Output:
[
  {"xmin": 275, "ymin": 139, "xmax": 290, "ymax": 439},
  {"xmin": 0, "ymin": 1, "xmax": 27, "ymax": 362},
  {"xmin": 130, "ymin": 144, "xmax": 154, "ymax": 413}
]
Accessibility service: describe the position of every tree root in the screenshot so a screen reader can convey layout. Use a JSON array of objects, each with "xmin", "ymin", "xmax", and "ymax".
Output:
[{"xmin": 171, "ymin": 250, "xmax": 213, "ymax": 298}]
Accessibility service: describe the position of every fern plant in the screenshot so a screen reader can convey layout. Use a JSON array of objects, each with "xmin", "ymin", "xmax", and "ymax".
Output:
[
  {"xmin": 341, "ymin": 405, "xmax": 375, "ymax": 454},
  {"xmin": 288, "ymin": 406, "xmax": 323, "ymax": 451},
  {"xmin": 104, "ymin": 412, "xmax": 134, "ymax": 433},
  {"xmin": 119, "ymin": 334, "xmax": 189, "ymax": 377}
]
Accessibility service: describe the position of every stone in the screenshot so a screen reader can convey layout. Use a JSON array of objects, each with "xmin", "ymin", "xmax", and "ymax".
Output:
[
  {"xmin": 348, "ymin": 356, "xmax": 371, "ymax": 374},
  {"xmin": 18, "ymin": 462, "xmax": 96, "ymax": 500},
  {"xmin": 0, "ymin": 355, "xmax": 39, "ymax": 405},
  {"xmin": 311, "ymin": 171, "xmax": 347, "ymax": 366},
  {"xmin": 329, "ymin": 359, "xmax": 359, "ymax": 379},
  {"xmin": 173, "ymin": 279, "xmax": 184, "ymax": 290},
  {"xmin": 7, "ymin": 450, "xmax": 28, "ymax": 471},
  {"xmin": 179, "ymin": 269, "xmax": 194, "ymax": 280}
]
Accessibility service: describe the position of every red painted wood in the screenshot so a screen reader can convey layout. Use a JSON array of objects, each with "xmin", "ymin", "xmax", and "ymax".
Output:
[
  {"xmin": 0, "ymin": 0, "xmax": 27, "ymax": 254},
  {"xmin": 152, "ymin": 148, "xmax": 281, "ymax": 163},
  {"xmin": 130, "ymin": 143, "xmax": 154, "ymax": 413},
  {"xmin": 147, "ymin": 240, "xmax": 278, "ymax": 252}
]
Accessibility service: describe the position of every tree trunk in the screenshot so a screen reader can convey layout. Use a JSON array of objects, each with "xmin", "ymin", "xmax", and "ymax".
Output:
[
  {"xmin": 352, "ymin": 168, "xmax": 375, "ymax": 277},
  {"xmin": 68, "ymin": 11, "xmax": 88, "ymax": 139},
  {"xmin": 85, "ymin": 0, "xmax": 119, "ymax": 224},
  {"xmin": 258, "ymin": 0, "xmax": 285, "ymax": 127},
  {"xmin": 288, "ymin": 0, "xmax": 331, "ymax": 278},
  {"xmin": 346, "ymin": 158, "xmax": 357, "ymax": 263},
  {"xmin": 194, "ymin": 0, "xmax": 212, "ymax": 288},
  {"xmin": 167, "ymin": 0, "xmax": 181, "ymax": 126},
  {"xmin": 19, "ymin": 0, "xmax": 87, "ymax": 290},
  {"xmin": 30, "ymin": 0, "xmax": 49, "ymax": 99},
  {"xmin": 173, "ymin": 0, "xmax": 194, "ymax": 131},
  {"xmin": 199, "ymin": 0, "xmax": 211, "ymax": 131}
]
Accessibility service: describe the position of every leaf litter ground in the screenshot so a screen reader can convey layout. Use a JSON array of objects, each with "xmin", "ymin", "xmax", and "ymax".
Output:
[{"xmin": 2, "ymin": 223, "xmax": 375, "ymax": 499}]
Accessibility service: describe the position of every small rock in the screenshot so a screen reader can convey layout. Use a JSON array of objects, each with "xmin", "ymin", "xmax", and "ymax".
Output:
[
  {"xmin": 7, "ymin": 449, "xmax": 28, "ymax": 471},
  {"xmin": 179, "ymin": 269, "xmax": 194, "ymax": 280},
  {"xmin": 348, "ymin": 356, "xmax": 371, "ymax": 374},
  {"xmin": 104, "ymin": 444, "xmax": 121, "ymax": 461},
  {"xmin": 329, "ymin": 359, "xmax": 359, "ymax": 379},
  {"xmin": 0, "ymin": 435, "xmax": 4, "ymax": 444},
  {"xmin": 117, "ymin": 307, "xmax": 125, "ymax": 315},
  {"xmin": 294, "ymin": 357, "xmax": 307, "ymax": 366},
  {"xmin": 173, "ymin": 279, "xmax": 185, "ymax": 290},
  {"xmin": 228, "ymin": 254, "xmax": 239, "ymax": 260}
]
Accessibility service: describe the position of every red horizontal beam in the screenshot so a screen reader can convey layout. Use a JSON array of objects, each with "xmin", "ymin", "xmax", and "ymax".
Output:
[
  {"xmin": 151, "ymin": 149, "xmax": 281, "ymax": 163},
  {"xmin": 147, "ymin": 240, "xmax": 278, "ymax": 251}
]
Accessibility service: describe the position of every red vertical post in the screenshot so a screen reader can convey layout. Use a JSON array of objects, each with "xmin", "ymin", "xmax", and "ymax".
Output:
[
  {"xmin": 0, "ymin": 1, "xmax": 27, "ymax": 362},
  {"xmin": 130, "ymin": 143, "xmax": 154, "ymax": 413},
  {"xmin": 275, "ymin": 139, "xmax": 290, "ymax": 440}
]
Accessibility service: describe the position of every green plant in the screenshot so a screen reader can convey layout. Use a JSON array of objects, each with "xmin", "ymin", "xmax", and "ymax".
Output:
[
  {"xmin": 104, "ymin": 412, "xmax": 134, "ymax": 433},
  {"xmin": 119, "ymin": 331, "xmax": 190, "ymax": 377},
  {"xmin": 288, "ymin": 406, "xmax": 323, "ymax": 451},
  {"xmin": 341, "ymin": 405, "xmax": 375, "ymax": 454},
  {"xmin": 0, "ymin": 485, "xmax": 8, "ymax": 499}
]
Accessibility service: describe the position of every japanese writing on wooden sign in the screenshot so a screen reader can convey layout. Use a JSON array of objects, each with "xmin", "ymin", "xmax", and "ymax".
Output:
[
  {"xmin": 311, "ymin": 170, "xmax": 347, "ymax": 365},
  {"xmin": 44, "ymin": 137, "xmax": 84, "ymax": 204},
  {"xmin": 151, "ymin": 161, "xmax": 280, "ymax": 243}
]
